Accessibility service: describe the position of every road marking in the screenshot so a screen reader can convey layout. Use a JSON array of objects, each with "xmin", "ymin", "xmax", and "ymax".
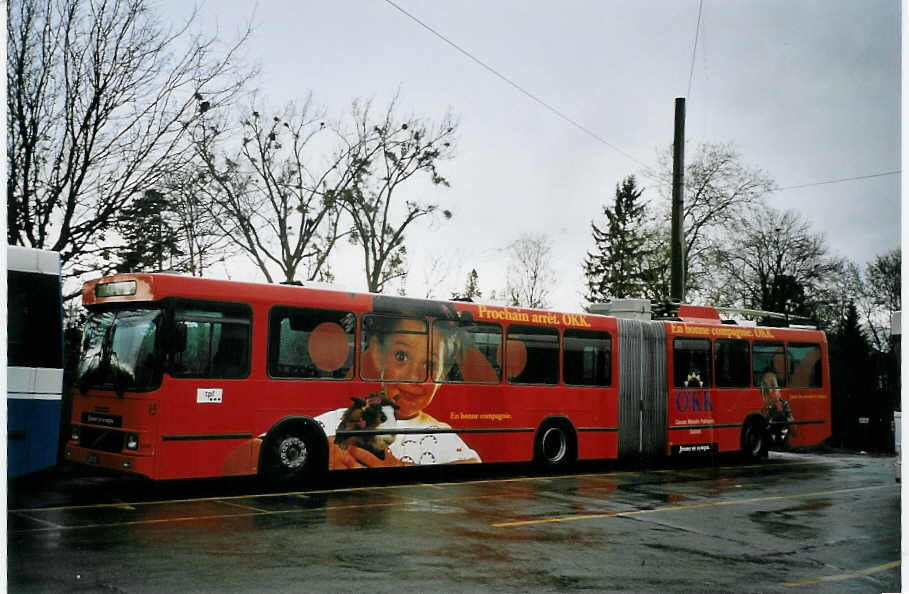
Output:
[
  {"xmin": 214, "ymin": 499, "xmax": 269, "ymax": 513},
  {"xmin": 782, "ymin": 560, "xmax": 900, "ymax": 587},
  {"xmin": 9, "ymin": 459, "xmax": 815, "ymax": 515},
  {"xmin": 8, "ymin": 490, "xmax": 517, "ymax": 534},
  {"xmin": 10, "ymin": 511, "xmax": 65, "ymax": 529},
  {"xmin": 491, "ymin": 483, "xmax": 897, "ymax": 527}
]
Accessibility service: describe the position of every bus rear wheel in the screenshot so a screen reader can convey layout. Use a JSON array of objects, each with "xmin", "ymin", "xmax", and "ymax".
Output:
[
  {"xmin": 535, "ymin": 422, "xmax": 576, "ymax": 471},
  {"xmin": 741, "ymin": 418, "xmax": 768, "ymax": 461}
]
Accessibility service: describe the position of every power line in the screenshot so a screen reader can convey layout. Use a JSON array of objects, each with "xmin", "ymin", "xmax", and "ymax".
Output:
[
  {"xmin": 687, "ymin": 0, "xmax": 704, "ymax": 100},
  {"xmin": 383, "ymin": 1, "xmax": 896, "ymax": 195},
  {"xmin": 775, "ymin": 170, "xmax": 900, "ymax": 191},
  {"xmin": 382, "ymin": 0, "xmax": 661, "ymax": 179}
]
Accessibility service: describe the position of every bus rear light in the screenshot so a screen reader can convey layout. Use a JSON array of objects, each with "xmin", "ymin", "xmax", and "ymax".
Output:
[
  {"xmin": 122, "ymin": 460, "xmax": 132, "ymax": 469},
  {"xmin": 126, "ymin": 434, "xmax": 139, "ymax": 450}
]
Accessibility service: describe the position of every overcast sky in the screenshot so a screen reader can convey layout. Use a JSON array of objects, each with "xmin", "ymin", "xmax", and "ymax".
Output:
[{"xmin": 161, "ymin": 0, "xmax": 901, "ymax": 311}]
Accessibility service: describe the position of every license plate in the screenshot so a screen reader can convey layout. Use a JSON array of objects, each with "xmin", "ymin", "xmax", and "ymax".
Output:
[
  {"xmin": 82, "ymin": 412, "xmax": 122, "ymax": 427},
  {"xmin": 86, "ymin": 453, "xmax": 99, "ymax": 464}
]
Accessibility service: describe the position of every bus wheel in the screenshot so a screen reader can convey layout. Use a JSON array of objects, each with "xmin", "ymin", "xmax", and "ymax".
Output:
[
  {"xmin": 263, "ymin": 428, "xmax": 317, "ymax": 483},
  {"xmin": 741, "ymin": 418, "xmax": 768, "ymax": 461},
  {"xmin": 535, "ymin": 422, "xmax": 576, "ymax": 470}
]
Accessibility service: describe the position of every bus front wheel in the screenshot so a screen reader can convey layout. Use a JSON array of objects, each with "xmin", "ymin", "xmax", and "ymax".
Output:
[{"xmin": 263, "ymin": 427, "xmax": 321, "ymax": 483}]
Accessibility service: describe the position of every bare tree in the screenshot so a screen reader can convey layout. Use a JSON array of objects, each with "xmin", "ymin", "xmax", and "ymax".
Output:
[
  {"xmin": 656, "ymin": 142, "xmax": 776, "ymax": 296},
  {"xmin": 161, "ymin": 170, "xmax": 235, "ymax": 276},
  {"xmin": 7, "ymin": 0, "xmax": 252, "ymax": 289},
  {"xmin": 339, "ymin": 98, "xmax": 457, "ymax": 293},
  {"xmin": 711, "ymin": 206, "xmax": 839, "ymax": 318},
  {"xmin": 419, "ymin": 251, "xmax": 457, "ymax": 299},
  {"xmin": 505, "ymin": 234, "xmax": 555, "ymax": 309},
  {"xmin": 189, "ymin": 98, "xmax": 357, "ymax": 283},
  {"xmin": 862, "ymin": 249, "xmax": 901, "ymax": 351}
]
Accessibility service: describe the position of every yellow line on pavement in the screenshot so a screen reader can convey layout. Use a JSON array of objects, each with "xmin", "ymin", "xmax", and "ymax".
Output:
[
  {"xmin": 9, "ymin": 492, "xmax": 515, "ymax": 534},
  {"xmin": 782, "ymin": 560, "xmax": 900, "ymax": 587},
  {"xmin": 492, "ymin": 483, "xmax": 896, "ymax": 527},
  {"xmin": 214, "ymin": 499, "xmax": 270, "ymax": 513},
  {"xmin": 9, "ymin": 459, "xmax": 815, "ymax": 515}
]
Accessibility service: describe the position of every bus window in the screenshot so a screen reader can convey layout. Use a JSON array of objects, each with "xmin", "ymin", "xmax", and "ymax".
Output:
[
  {"xmin": 78, "ymin": 309, "xmax": 163, "ymax": 392},
  {"xmin": 715, "ymin": 339, "xmax": 750, "ymax": 388},
  {"xmin": 673, "ymin": 338, "xmax": 711, "ymax": 388},
  {"xmin": 506, "ymin": 325, "xmax": 558, "ymax": 385},
  {"xmin": 788, "ymin": 343, "xmax": 822, "ymax": 388},
  {"xmin": 433, "ymin": 320, "xmax": 502, "ymax": 383},
  {"xmin": 8, "ymin": 270, "xmax": 63, "ymax": 369},
  {"xmin": 563, "ymin": 329, "xmax": 611, "ymax": 387},
  {"xmin": 268, "ymin": 307, "xmax": 356, "ymax": 379},
  {"xmin": 170, "ymin": 303, "xmax": 251, "ymax": 379},
  {"xmin": 361, "ymin": 315, "xmax": 428, "ymax": 382},
  {"xmin": 753, "ymin": 342, "xmax": 786, "ymax": 389}
]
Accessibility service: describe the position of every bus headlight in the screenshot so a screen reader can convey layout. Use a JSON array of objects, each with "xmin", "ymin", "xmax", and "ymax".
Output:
[
  {"xmin": 126, "ymin": 434, "xmax": 139, "ymax": 450},
  {"xmin": 71, "ymin": 426, "xmax": 80, "ymax": 441}
]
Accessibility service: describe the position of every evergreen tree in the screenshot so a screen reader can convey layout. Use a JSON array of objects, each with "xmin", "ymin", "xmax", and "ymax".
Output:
[
  {"xmin": 828, "ymin": 301, "xmax": 873, "ymax": 447},
  {"xmin": 583, "ymin": 176, "xmax": 652, "ymax": 303},
  {"xmin": 451, "ymin": 269, "xmax": 482, "ymax": 301},
  {"xmin": 115, "ymin": 189, "xmax": 184, "ymax": 273}
]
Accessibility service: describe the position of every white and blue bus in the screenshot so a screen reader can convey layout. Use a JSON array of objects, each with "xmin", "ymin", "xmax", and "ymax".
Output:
[{"xmin": 7, "ymin": 245, "xmax": 64, "ymax": 478}]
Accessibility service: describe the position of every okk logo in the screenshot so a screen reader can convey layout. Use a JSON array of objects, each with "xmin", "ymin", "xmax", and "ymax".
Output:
[{"xmin": 675, "ymin": 390, "xmax": 713, "ymax": 413}]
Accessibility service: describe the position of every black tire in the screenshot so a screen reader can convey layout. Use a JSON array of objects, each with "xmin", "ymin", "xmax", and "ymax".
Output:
[
  {"xmin": 261, "ymin": 426, "xmax": 322, "ymax": 484},
  {"xmin": 534, "ymin": 422, "xmax": 576, "ymax": 471},
  {"xmin": 741, "ymin": 418, "xmax": 768, "ymax": 461}
]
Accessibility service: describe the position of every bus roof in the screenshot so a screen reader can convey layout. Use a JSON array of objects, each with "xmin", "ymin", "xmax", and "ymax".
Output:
[
  {"xmin": 83, "ymin": 273, "xmax": 825, "ymax": 338},
  {"xmin": 7, "ymin": 245, "xmax": 60, "ymax": 275}
]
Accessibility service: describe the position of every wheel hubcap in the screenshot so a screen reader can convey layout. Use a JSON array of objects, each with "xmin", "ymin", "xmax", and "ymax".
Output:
[{"xmin": 278, "ymin": 436, "xmax": 307, "ymax": 469}]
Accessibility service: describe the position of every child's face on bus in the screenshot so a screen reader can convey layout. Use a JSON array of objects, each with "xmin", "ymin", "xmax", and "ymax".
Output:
[{"xmin": 369, "ymin": 318, "xmax": 446, "ymax": 420}]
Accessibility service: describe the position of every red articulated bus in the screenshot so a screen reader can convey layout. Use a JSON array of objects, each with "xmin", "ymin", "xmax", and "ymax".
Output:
[{"xmin": 65, "ymin": 274, "xmax": 831, "ymax": 481}]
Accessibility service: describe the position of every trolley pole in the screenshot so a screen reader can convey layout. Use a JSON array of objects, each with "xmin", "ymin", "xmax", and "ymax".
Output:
[{"xmin": 670, "ymin": 97, "xmax": 686, "ymax": 303}]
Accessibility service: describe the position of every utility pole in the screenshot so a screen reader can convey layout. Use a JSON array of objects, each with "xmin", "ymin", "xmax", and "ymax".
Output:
[{"xmin": 670, "ymin": 97, "xmax": 686, "ymax": 302}]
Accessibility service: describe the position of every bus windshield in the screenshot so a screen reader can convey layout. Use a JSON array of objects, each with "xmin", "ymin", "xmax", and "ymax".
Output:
[{"xmin": 77, "ymin": 308, "xmax": 163, "ymax": 394}]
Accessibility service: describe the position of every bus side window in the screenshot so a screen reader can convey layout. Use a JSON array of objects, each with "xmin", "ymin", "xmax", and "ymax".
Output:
[
  {"xmin": 432, "ymin": 320, "xmax": 502, "ymax": 384},
  {"xmin": 170, "ymin": 303, "xmax": 251, "ymax": 379},
  {"xmin": 673, "ymin": 338, "xmax": 711, "ymax": 388},
  {"xmin": 267, "ymin": 307, "xmax": 355, "ymax": 380},
  {"xmin": 787, "ymin": 343, "xmax": 822, "ymax": 388},
  {"xmin": 715, "ymin": 339, "xmax": 750, "ymax": 388},
  {"xmin": 563, "ymin": 329, "xmax": 611, "ymax": 387},
  {"xmin": 753, "ymin": 342, "xmax": 786, "ymax": 388},
  {"xmin": 506, "ymin": 325, "xmax": 559, "ymax": 385}
]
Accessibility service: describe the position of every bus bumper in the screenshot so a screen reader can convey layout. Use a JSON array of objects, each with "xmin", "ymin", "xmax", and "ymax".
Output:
[{"xmin": 64, "ymin": 444, "xmax": 154, "ymax": 478}]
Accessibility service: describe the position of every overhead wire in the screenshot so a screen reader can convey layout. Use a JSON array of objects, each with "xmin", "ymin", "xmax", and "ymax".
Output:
[
  {"xmin": 383, "ymin": 1, "xmax": 897, "ymax": 195},
  {"xmin": 775, "ymin": 170, "xmax": 901, "ymax": 191},
  {"xmin": 687, "ymin": 0, "xmax": 704, "ymax": 100},
  {"xmin": 382, "ymin": 0, "xmax": 663, "ymax": 181}
]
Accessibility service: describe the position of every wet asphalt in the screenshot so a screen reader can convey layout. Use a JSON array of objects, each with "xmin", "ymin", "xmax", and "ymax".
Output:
[{"xmin": 7, "ymin": 451, "xmax": 901, "ymax": 593}]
